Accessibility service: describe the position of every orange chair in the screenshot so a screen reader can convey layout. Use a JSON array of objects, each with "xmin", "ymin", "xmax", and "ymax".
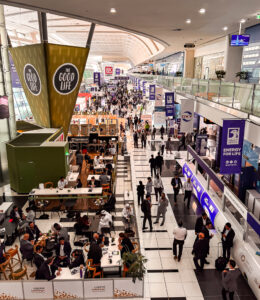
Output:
[
  {"xmin": 44, "ymin": 182, "xmax": 54, "ymax": 189},
  {"xmin": 0, "ymin": 257, "xmax": 13, "ymax": 280},
  {"xmin": 10, "ymin": 266, "xmax": 29, "ymax": 280},
  {"xmin": 5, "ymin": 245, "xmax": 22, "ymax": 269}
]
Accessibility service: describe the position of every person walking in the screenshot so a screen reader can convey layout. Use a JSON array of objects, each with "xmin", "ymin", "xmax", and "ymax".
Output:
[
  {"xmin": 133, "ymin": 131, "xmax": 138, "ymax": 148},
  {"xmin": 192, "ymin": 232, "xmax": 209, "ymax": 270},
  {"xmin": 152, "ymin": 126, "xmax": 156, "ymax": 140},
  {"xmin": 171, "ymin": 174, "xmax": 183, "ymax": 205},
  {"xmin": 155, "ymin": 152, "xmax": 164, "ymax": 176},
  {"xmin": 159, "ymin": 137, "xmax": 165, "ymax": 156},
  {"xmin": 137, "ymin": 181, "xmax": 145, "ymax": 206},
  {"xmin": 173, "ymin": 220, "xmax": 187, "ymax": 261},
  {"xmin": 154, "ymin": 192, "xmax": 168, "ymax": 226},
  {"xmin": 141, "ymin": 130, "xmax": 147, "ymax": 148},
  {"xmin": 160, "ymin": 125, "xmax": 165, "ymax": 139},
  {"xmin": 183, "ymin": 177, "xmax": 193, "ymax": 208},
  {"xmin": 221, "ymin": 260, "xmax": 240, "ymax": 300},
  {"xmin": 166, "ymin": 137, "xmax": 173, "ymax": 154},
  {"xmin": 149, "ymin": 155, "xmax": 156, "ymax": 177},
  {"xmin": 146, "ymin": 177, "xmax": 153, "ymax": 196},
  {"xmin": 173, "ymin": 122, "xmax": 178, "ymax": 139},
  {"xmin": 154, "ymin": 174, "xmax": 163, "ymax": 201},
  {"xmin": 221, "ymin": 223, "xmax": 235, "ymax": 261},
  {"xmin": 141, "ymin": 195, "xmax": 153, "ymax": 232}
]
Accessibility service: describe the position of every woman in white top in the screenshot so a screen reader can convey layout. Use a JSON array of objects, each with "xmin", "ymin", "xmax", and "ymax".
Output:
[
  {"xmin": 183, "ymin": 177, "xmax": 193, "ymax": 208},
  {"xmin": 173, "ymin": 220, "xmax": 187, "ymax": 261},
  {"xmin": 154, "ymin": 174, "xmax": 163, "ymax": 201}
]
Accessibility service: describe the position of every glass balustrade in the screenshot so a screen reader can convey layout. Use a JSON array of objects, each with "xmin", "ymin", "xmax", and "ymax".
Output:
[
  {"xmin": 208, "ymin": 80, "xmax": 220, "ymax": 102},
  {"xmin": 234, "ymin": 83, "xmax": 254, "ymax": 113},
  {"xmin": 219, "ymin": 81, "xmax": 235, "ymax": 107},
  {"xmin": 253, "ymin": 84, "xmax": 260, "ymax": 117},
  {"xmin": 197, "ymin": 80, "xmax": 208, "ymax": 99}
]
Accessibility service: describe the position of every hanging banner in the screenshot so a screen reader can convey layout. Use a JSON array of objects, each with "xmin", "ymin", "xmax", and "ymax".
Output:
[
  {"xmin": 220, "ymin": 119, "xmax": 245, "ymax": 174},
  {"xmin": 0, "ymin": 96, "xmax": 9, "ymax": 119},
  {"xmin": 165, "ymin": 106, "xmax": 174, "ymax": 117},
  {"xmin": 165, "ymin": 92, "xmax": 174, "ymax": 106},
  {"xmin": 155, "ymin": 87, "xmax": 163, "ymax": 106},
  {"xmin": 200, "ymin": 191, "xmax": 219, "ymax": 225},
  {"xmin": 93, "ymin": 72, "xmax": 100, "ymax": 86},
  {"xmin": 149, "ymin": 84, "xmax": 156, "ymax": 100},
  {"xmin": 195, "ymin": 134, "xmax": 208, "ymax": 156},
  {"xmin": 9, "ymin": 53, "xmax": 22, "ymax": 88},
  {"xmin": 115, "ymin": 68, "xmax": 120, "ymax": 75},
  {"xmin": 180, "ymin": 99, "xmax": 194, "ymax": 133},
  {"xmin": 142, "ymin": 81, "xmax": 146, "ymax": 96}
]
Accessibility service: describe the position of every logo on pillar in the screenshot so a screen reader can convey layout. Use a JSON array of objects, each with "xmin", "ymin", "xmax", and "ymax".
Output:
[
  {"xmin": 53, "ymin": 63, "xmax": 79, "ymax": 95},
  {"xmin": 23, "ymin": 64, "xmax": 41, "ymax": 96}
]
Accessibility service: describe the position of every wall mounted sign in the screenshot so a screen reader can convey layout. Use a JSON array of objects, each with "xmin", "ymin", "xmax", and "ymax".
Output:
[
  {"xmin": 24, "ymin": 63, "xmax": 41, "ymax": 96},
  {"xmin": 105, "ymin": 66, "xmax": 113, "ymax": 75}
]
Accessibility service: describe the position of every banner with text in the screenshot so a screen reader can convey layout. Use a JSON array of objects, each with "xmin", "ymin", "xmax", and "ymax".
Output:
[
  {"xmin": 142, "ymin": 81, "xmax": 146, "ymax": 96},
  {"xmin": 165, "ymin": 92, "xmax": 174, "ymax": 106},
  {"xmin": 149, "ymin": 84, "xmax": 156, "ymax": 100},
  {"xmin": 180, "ymin": 99, "xmax": 194, "ymax": 133},
  {"xmin": 165, "ymin": 106, "xmax": 174, "ymax": 117},
  {"xmin": 220, "ymin": 119, "xmax": 245, "ymax": 174},
  {"xmin": 155, "ymin": 87, "xmax": 163, "ymax": 106},
  {"xmin": 115, "ymin": 68, "xmax": 120, "ymax": 75},
  {"xmin": 93, "ymin": 72, "xmax": 100, "ymax": 86}
]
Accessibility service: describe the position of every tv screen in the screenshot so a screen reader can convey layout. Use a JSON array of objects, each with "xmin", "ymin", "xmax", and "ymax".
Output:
[{"xmin": 230, "ymin": 35, "xmax": 250, "ymax": 46}]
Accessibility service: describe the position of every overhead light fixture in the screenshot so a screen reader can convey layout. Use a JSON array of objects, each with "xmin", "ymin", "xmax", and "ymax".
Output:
[
  {"xmin": 110, "ymin": 8, "xmax": 116, "ymax": 14},
  {"xmin": 240, "ymin": 19, "xmax": 246, "ymax": 23},
  {"xmin": 186, "ymin": 19, "xmax": 191, "ymax": 24},
  {"xmin": 223, "ymin": 26, "xmax": 228, "ymax": 31},
  {"xmin": 199, "ymin": 8, "xmax": 206, "ymax": 14}
]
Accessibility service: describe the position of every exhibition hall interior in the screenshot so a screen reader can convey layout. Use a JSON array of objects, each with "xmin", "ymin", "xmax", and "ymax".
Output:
[{"xmin": 0, "ymin": 1, "xmax": 260, "ymax": 300}]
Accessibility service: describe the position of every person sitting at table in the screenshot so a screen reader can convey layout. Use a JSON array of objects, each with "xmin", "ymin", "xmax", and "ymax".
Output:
[
  {"xmin": 99, "ymin": 172, "xmax": 110, "ymax": 185},
  {"xmin": 57, "ymin": 176, "xmax": 68, "ymax": 189},
  {"xmin": 69, "ymin": 249, "xmax": 85, "ymax": 269},
  {"xmin": 106, "ymin": 162, "xmax": 113, "ymax": 172},
  {"xmin": 102, "ymin": 192, "xmax": 116, "ymax": 213},
  {"xmin": 98, "ymin": 210, "xmax": 112, "ymax": 234},
  {"xmin": 94, "ymin": 155, "xmax": 101, "ymax": 167},
  {"xmin": 25, "ymin": 206, "xmax": 35, "ymax": 223},
  {"xmin": 88, "ymin": 235, "xmax": 103, "ymax": 265},
  {"xmin": 34, "ymin": 245, "xmax": 45, "ymax": 269},
  {"xmin": 10, "ymin": 205, "xmax": 26, "ymax": 224},
  {"xmin": 105, "ymin": 167, "xmax": 112, "ymax": 176},
  {"xmin": 118, "ymin": 232, "xmax": 134, "ymax": 256},
  {"xmin": 36, "ymin": 257, "xmax": 60, "ymax": 280},
  {"xmin": 122, "ymin": 204, "xmax": 134, "ymax": 230},
  {"xmin": 88, "ymin": 176, "xmax": 100, "ymax": 188},
  {"xmin": 52, "ymin": 223, "xmax": 69, "ymax": 242},
  {"xmin": 26, "ymin": 221, "xmax": 42, "ymax": 241},
  {"xmin": 20, "ymin": 233, "xmax": 34, "ymax": 261},
  {"xmin": 109, "ymin": 145, "xmax": 116, "ymax": 155},
  {"xmin": 76, "ymin": 178, "xmax": 82, "ymax": 188},
  {"xmin": 55, "ymin": 237, "xmax": 72, "ymax": 267},
  {"xmin": 74, "ymin": 213, "xmax": 91, "ymax": 232},
  {"xmin": 84, "ymin": 151, "xmax": 91, "ymax": 163}
]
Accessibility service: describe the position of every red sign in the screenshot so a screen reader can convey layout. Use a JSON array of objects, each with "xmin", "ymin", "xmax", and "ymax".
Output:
[{"xmin": 105, "ymin": 66, "xmax": 113, "ymax": 75}]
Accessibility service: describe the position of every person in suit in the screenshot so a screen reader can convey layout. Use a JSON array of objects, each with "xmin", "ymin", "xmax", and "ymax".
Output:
[
  {"xmin": 154, "ymin": 193, "xmax": 169, "ymax": 226},
  {"xmin": 36, "ymin": 257, "xmax": 60, "ymax": 280},
  {"xmin": 52, "ymin": 223, "xmax": 69, "ymax": 242},
  {"xmin": 137, "ymin": 181, "xmax": 145, "ymax": 206},
  {"xmin": 142, "ymin": 195, "xmax": 153, "ymax": 232},
  {"xmin": 88, "ymin": 238, "xmax": 102, "ymax": 265},
  {"xmin": 155, "ymin": 152, "xmax": 164, "ymax": 176},
  {"xmin": 34, "ymin": 245, "xmax": 45, "ymax": 269},
  {"xmin": 69, "ymin": 250, "xmax": 85, "ymax": 269},
  {"xmin": 26, "ymin": 222, "xmax": 42, "ymax": 241},
  {"xmin": 88, "ymin": 176, "xmax": 100, "ymax": 188},
  {"xmin": 221, "ymin": 223, "xmax": 235, "ymax": 260},
  {"xmin": 149, "ymin": 155, "xmax": 156, "ymax": 177},
  {"xmin": 10, "ymin": 205, "xmax": 24, "ymax": 222},
  {"xmin": 118, "ymin": 232, "xmax": 134, "ymax": 256},
  {"xmin": 193, "ymin": 233, "xmax": 209, "ymax": 270},
  {"xmin": 195, "ymin": 213, "xmax": 210, "ymax": 236},
  {"xmin": 171, "ymin": 174, "xmax": 183, "ymax": 204},
  {"xmin": 55, "ymin": 237, "xmax": 72, "ymax": 267},
  {"xmin": 102, "ymin": 192, "xmax": 116, "ymax": 212},
  {"xmin": 201, "ymin": 221, "xmax": 214, "ymax": 264},
  {"xmin": 20, "ymin": 233, "xmax": 34, "ymax": 260},
  {"xmin": 221, "ymin": 260, "xmax": 241, "ymax": 300}
]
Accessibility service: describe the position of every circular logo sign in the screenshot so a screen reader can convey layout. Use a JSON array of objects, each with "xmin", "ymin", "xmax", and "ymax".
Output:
[
  {"xmin": 23, "ymin": 64, "xmax": 41, "ymax": 96},
  {"xmin": 53, "ymin": 63, "xmax": 79, "ymax": 95},
  {"xmin": 182, "ymin": 111, "xmax": 192, "ymax": 122}
]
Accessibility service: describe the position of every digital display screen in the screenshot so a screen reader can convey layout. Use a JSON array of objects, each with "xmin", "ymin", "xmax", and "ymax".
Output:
[{"xmin": 230, "ymin": 35, "xmax": 250, "ymax": 46}]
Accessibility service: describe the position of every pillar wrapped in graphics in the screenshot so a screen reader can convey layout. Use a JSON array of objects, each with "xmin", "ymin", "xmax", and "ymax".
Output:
[{"xmin": 10, "ymin": 43, "xmax": 89, "ymax": 136}]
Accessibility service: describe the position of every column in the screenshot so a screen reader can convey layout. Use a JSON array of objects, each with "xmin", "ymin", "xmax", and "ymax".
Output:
[
  {"xmin": 224, "ymin": 35, "xmax": 243, "ymax": 82},
  {"xmin": 183, "ymin": 49, "xmax": 195, "ymax": 78}
]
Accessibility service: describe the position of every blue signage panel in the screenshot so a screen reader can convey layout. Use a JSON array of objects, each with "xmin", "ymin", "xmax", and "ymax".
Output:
[
  {"xmin": 165, "ymin": 92, "xmax": 174, "ymax": 106},
  {"xmin": 182, "ymin": 163, "xmax": 193, "ymax": 179},
  {"xmin": 143, "ymin": 81, "xmax": 146, "ymax": 95},
  {"xmin": 220, "ymin": 119, "xmax": 245, "ymax": 174},
  {"xmin": 191, "ymin": 175, "xmax": 204, "ymax": 201},
  {"xmin": 10, "ymin": 54, "xmax": 22, "ymax": 88},
  {"xmin": 165, "ymin": 106, "xmax": 174, "ymax": 117},
  {"xmin": 200, "ymin": 191, "xmax": 219, "ymax": 225},
  {"xmin": 149, "ymin": 84, "xmax": 156, "ymax": 100},
  {"xmin": 115, "ymin": 68, "xmax": 120, "ymax": 75},
  {"xmin": 93, "ymin": 72, "xmax": 100, "ymax": 86}
]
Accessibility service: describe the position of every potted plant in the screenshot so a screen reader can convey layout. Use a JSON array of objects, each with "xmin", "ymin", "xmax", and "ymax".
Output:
[
  {"xmin": 122, "ymin": 252, "xmax": 147, "ymax": 283},
  {"xmin": 215, "ymin": 70, "xmax": 226, "ymax": 80},
  {"xmin": 236, "ymin": 71, "xmax": 249, "ymax": 82},
  {"xmin": 175, "ymin": 71, "xmax": 183, "ymax": 77}
]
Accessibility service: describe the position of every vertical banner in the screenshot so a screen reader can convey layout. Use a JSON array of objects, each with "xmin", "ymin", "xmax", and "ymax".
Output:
[
  {"xmin": 220, "ymin": 119, "xmax": 245, "ymax": 174},
  {"xmin": 165, "ymin": 92, "xmax": 174, "ymax": 106},
  {"xmin": 93, "ymin": 72, "xmax": 100, "ymax": 86},
  {"xmin": 9, "ymin": 53, "xmax": 22, "ymax": 88},
  {"xmin": 115, "ymin": 68, "xmax": 120, "ymax": 75},
  {"xmin": 165, "ymin": 106, "xmax": 174, "ymax": 117},
  {"xmin": 180, "ymin": 98, "xmax": 194, "ymax": 133},
  {"xmin": 149, "ymin": 84, "xmax": 156, "ymax": 100},
  {"xmin": 142, "ymin": 81, "xmax": 146, "ymax": 96},
  {"xmin": 155, "ymin": 87, "xmax": 163, "ymax": 106},
  {"xmin": 138, "ymin": 79, "xmax": 141, "ymax": 91},
  {"xmin": 0, "ymin": 96, "xmax": 9, "ymax": 119}
]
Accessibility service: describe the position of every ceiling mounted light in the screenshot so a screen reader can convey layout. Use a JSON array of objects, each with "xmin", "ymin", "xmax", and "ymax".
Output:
[
  {"xmin": 186, "ymin": 19, "xmax": 191, "ymax": 24},
  {"xmin": 223, "ymin": 26, "xmax": 228, "ymax": 31},
  {"xmin": 199, "ymin": 8, "xmax": 206, "ymax": 14},
  {"xmin": 240, "ymin": 19, "xmax": 246, "ymax": 23},
  {"xmin": 110, "ymin": 8, "xmax": 116, "ymax": 14}
]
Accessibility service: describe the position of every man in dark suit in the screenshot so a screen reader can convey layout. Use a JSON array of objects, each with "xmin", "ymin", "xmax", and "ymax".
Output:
[
  {"xmin": 201, "ymin": 221, "xmax": 214, "ymax": 264},
  {"xmin": 10, "ymin": 205, "xmax": 24, "ymax": 222},
  {"xmin": 26, "ymin": 222, "xmax": 42, "ymax": 241},
  {"xmin": 221, "ymin": 223, "xmax": 235, "ymax": 260},
  {"xmin": 195, "ymin": 213, "xmax": 210, "ymax": 235},
  {"xmin": 36, "ymin": 257, "xmax": 60, "ymax": 280},
  {"xmin": 155, "ymin": 152, "xmax": 164, "ymax": 176},
  {"xmin": 88, "ymin": 237, "xmax": 102, "ymax": 265},
  {"xmin": 55, "ymin": 237, "xmax": 72, "ymax": 267},
  {"xmin": 142, "ymin": 195, "xmax": 153, "ymax": 232},
  {"xmin": 88, "ymin": 176, "xmax": 100, "ymax": 188},
  {"xmin": 20, "ymin": 233, "xmax": 34, "ymax": 260},
  {"xmin": 193, "ymin": 232, "xmax": 209, "ymax": 270},
  {"xmin": 34, "ymin": 245, "xmax": 45, "ymax": 269},
  {"xmin": 171, "ymin": 174, "xmax": 183, "ymax": 204},
  {"xmin": 221, "ymin": 260, "xmax": 241, "ymax": 300}
]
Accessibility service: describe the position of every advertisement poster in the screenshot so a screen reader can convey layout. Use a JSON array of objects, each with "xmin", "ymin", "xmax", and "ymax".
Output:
[
  {"xmin": 93, "ymin": 72, "xmax": 100, "ymax": 86},
  {"xmin": 195, "ymin": 134, "xmax": 208, "ymax": 156},
  {"xmin": 220, "ymin": 119, "xmax": 245, "ymax": 174},
  {"xmin": 165, "ymin": 106, "xmax": 174, "ymax": 117},
  {"xmin": 53, "ymin": 281, "xmax": 83, "ymax": 299},
  {"xmin": 23, "ymin": 281, "xmax": 53, "ymax": 299},
  {"xmin": 114, "ymin": 279, "xmax": 143, "ymax": 297},
  {"xmin": 149, "ymin": 84, "xmax": 156, "ymax": 100},
  {"xmin": 191, "ymin": 176, "xmax": 204, "ymax": 201},
  {"xmin": 0, "ymin": 96, "xmax": 9, "ymax": 119},
  {"xmin": 115, "ymin": 68, "xmax": 120, "ymax": 75},
  {"xmin": 155, "ymin": 87, "xmax": 163, "ymax": 106},
  {"xmin": 200, "ymin": 191, "xmax": 219, "ymax": 225},
  {"xmin": 242, "ymin": 140, "xmax": 260, "ymax": 171},
  {"xmin": 180, "ymin": 98, "xmax": 194, "ymax": 133},
  {"xmin": 84, "ymin": 280, "xmax": 113, "ymax": 298},
  {"xmin": 165, "ymin": 92, "xmax": 174, "ymax": 106},
  {"xmin": 9, "ymin": 53, "xmax": 22, "ymax": 88},
  {"xmin": 142, "ymin": 81, "xmax": 146, "ymax": 96},
  {"xmin": 105, "ymin": 66, "xmax": 113, "ymax": 75},
  {"xmin": 0, "ymin": 281, "xmax": 23, "ymax": 299}
]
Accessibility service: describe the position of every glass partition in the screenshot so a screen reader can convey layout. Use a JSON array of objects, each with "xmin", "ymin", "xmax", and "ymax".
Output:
[
  {"xmin": 173, "ymin": 77, "xmax": 182, "ymax": 91},
  {"xmin": 234, "ymin": 83, "xmax": 254, "ymax": 113},
  {"xmin": 181, "ymin": 77, "xmax": 192, "ymax": 93},
  {"xmin": 252, "ymin": 84, "xmax": 260, "ymax": 117},
  {"xmin": 191, "ymin": 79, "xmax": 199, "ymax": 96},
  {"xmin": 219, "ymin": 81, "xmax": 235, "ymax": 107},
  {"xmin": 197, "ymin": 79, "xmax": 208, "ymax": 99},
  {"xmin": 208, "ymin": 80, "xmax": 220, "ymax": 102}
]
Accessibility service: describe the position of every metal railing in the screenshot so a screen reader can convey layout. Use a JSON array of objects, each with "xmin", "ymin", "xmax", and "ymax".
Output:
[{"xmin": 129, "ymin": 74, "xmax": 260, "ymax": 118}]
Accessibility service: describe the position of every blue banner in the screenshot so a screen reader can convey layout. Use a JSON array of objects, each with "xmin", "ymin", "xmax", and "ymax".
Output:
[
  {"xmin": 9, "ymin": 54, "xmax": 22, "ymax": 88},
  {"xmin": 200, "ymin": 191, "xmax": 219, "ymax": 225},
  {"xmin": 149, "ymin": 84, "xmax": 156, "ymax": 100},
  {"xmin": 138, "ymin": 79, "xmax": 141, "ymax": 91},
  {"xmin": 93, "ymin": 72, "xmax": 100, "ymax": 86},
  {"xmin": 115, "ymin": 68, "xmax": 120, "ymax": 75},
  {"xmin": 191, "ymin": 175, "xmax": 204, "ymax": 201},
  {"xmin": 165, "ymin": 92, "xmax": 174, "ymax": 106},
  {"xmin": 165, "ymin": 106, "xmax": 174, "ymax": 117},
  {"xmin": 143, "ymin": 81, "xmax": 146, "ymax": 95},
  {"xmin": 220, "ymin": 119, "xmax": 245, "ymax": 174},
  {"xmin": 182, "ymin": 163, "xmax": 193, "ymax": 179}
]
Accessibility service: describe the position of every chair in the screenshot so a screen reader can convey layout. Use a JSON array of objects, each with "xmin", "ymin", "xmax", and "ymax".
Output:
[
  {"xmin": 95, "ymin": 170, "xmax": 103, "ymax": 175},
  {"xmin": 44, "ymin": 182, "xmax": 54, "ymax": 189},
  {"xmin": 102, "ymin": 184, "xmax": 110, "ymax": 195},
  {"xmin": 0, "ymin": 257, "xmax": 13, "ymax": 279},
  {"xmin": 5, "ymin": 245, "xmax": 22, "ymax": 269},
  {"xmin": 86, "ymin": 260, "xmax": 103, "ymax": 278},
  {"xmin": 10, "ymin": 266, "xmax": 29, "ymax": 280}
]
